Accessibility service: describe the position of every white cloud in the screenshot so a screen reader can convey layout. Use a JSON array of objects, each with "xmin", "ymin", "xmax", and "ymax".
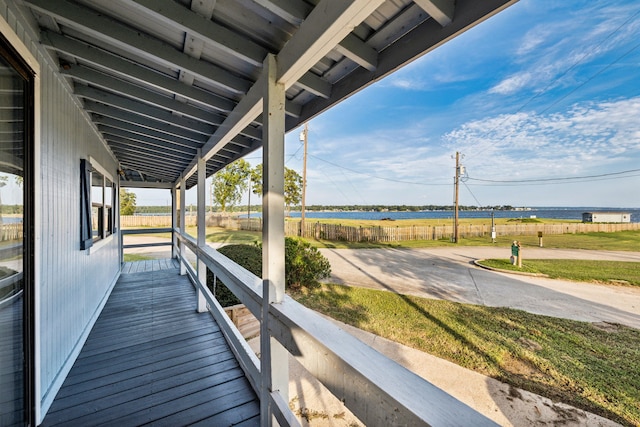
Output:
[
  {"xmin": 488, "ymin": 72, "xmax": 534, "ymax": 95},
  {"xmin": 442, "ymin": 97, "xmax": 640, "ymax": 182},
  {"xmin": 489, "ymin": 2, "xmax": 640, "ymax": 97}
]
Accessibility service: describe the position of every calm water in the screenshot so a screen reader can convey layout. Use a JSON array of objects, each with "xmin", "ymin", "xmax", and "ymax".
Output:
[{"xmin": 245, "ymin": 207, "xmax": 640, "ymax": 222}]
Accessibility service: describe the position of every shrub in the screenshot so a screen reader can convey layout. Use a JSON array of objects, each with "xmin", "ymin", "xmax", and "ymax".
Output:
[
  {"xmin": 282, "ymin": 237, "xmax": 331, "ymax": 291},
  {"xmin": 207, "ymin": 238, "xmax": 332, "ymax": 306},
  {"xmin": 206, "ymin": 244, "xmax": 261, "ymax": 307}
]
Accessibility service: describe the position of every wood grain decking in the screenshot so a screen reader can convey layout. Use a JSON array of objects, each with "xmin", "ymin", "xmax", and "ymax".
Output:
[{"xmin": 41, "ymin": 261, "xmax": 259, "ymax": 426}]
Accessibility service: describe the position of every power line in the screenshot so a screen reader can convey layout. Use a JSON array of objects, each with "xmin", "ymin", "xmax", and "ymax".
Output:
[
  {"xmin": 308, "ymin": 153, "xmax": 450, "ymax": 186},
  {"xmin": 469, "ymin": 168, "xmax": 640, "ymax": 183},
  {"xmin": 466, "ymin": 168, "xmax": 640, "ymax": 186},
  {"xmin": 462, "ymin": 180, "xmax": 483, "ymax": 206}
]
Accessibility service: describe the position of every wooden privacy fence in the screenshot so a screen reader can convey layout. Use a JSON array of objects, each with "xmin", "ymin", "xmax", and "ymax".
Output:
[
  {"xmin": 120, "ymin": 214, "xmax": 245, "ymax": 228},
  {"xmin": 120, "ymin": 214, "xmax": 640, "ymax": 243},
  {"xmin": 1, "ymin": 222, "xmax": 22, "ymax": 241},
  {"xmin": 284, "ymin": 221, "xmax": 640, "ymax": 243},
  {"xmin": 120, "ymin": 215, "xmax": 195, "ymax": 228}
]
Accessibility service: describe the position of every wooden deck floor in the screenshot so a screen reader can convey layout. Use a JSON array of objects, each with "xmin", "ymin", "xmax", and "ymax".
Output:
[{"xmin": 42, "ymin": 261, "xmax": 259, "ymax": 427}]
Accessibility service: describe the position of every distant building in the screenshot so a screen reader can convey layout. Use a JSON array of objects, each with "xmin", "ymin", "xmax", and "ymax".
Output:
[{"xmin": 582, "ymin": 212, "xmax": 631, "ymax": 223}]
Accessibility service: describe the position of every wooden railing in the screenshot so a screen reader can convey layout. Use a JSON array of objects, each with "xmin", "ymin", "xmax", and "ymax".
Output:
[
  {"xmin": 173, "ymin": 230, "xmax": 498, "ymax": 426},
  {"xmin": 120, "ymin": 227, "xmax": 173, "ymax": 264}
]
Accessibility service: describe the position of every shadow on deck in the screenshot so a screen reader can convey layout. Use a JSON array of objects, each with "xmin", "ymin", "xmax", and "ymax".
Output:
[{"xmin": 42, "ymin": 260, "xmax": 260, "ymax": 426}]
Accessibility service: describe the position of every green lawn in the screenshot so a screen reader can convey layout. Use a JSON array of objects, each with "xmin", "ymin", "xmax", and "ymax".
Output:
[
  {"xmin": 479, "ymin": 259, "xmax": 640, "ymax": 286},
  {"xmin": 294, "ymin": 285, "xmax": 640, "ymax": 426},
  {"xmin": 122, "ymin": 253, "xmax": 154, "ymax": 262}
]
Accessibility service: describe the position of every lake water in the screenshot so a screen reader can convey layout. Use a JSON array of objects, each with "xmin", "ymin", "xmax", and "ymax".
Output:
[{"xmin": 243, "ymin": 207, "xmax": 640, "ymax": 222}]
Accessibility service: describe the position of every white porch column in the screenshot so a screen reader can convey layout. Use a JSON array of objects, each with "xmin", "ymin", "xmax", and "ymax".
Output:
[
  {"xmin": 171, "ymin": 185, "xmax": 177, "ymax": 259},
  {"xmin": 179, "ymin": 175, "xmax": 187, "ymax": 276},
  {"xmin": 260, "ymin": 53, "xmax": 288, "ymax": 425},
  {"xmin": 196, "ymin": 149, "xmax": 207, "ymax": 312}
]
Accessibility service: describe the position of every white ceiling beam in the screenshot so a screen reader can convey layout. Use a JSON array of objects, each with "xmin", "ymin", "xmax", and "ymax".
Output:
[
  {"xmin": 181, "ymin": 0, "xmax": 384, "ymax": 181},
  {"xmin": 333, "ymin": 33, "xmax": 377, "ymax": 71},
  {"xmin": 83, "ymin": 99, "xmax": 215, "ymax": 137},
  {"xmin": 74, "ymin": 82, "xmax": 224, "ymax": 129},
  {"xmin": 295, "ymin": 72, "xmax": 331, "ymax": 98},
  {"xmin": 129, "ymin": 0, "xmax": 266, "ymax": 67},
  {"xmin": 42, "ymin": 30, "xmax": 302, "ymax": 120},
  {"xmin": 251, "ymin": 0, "xmax": 307, "ymax": 25},
  {"xmin": 25, "ymin": 0, "xmax": 252, "ymax": 94},
  {"xmin": 190, "ymin": 0, "xmax": 217, "ymax": 18},
  {"xmin": 86, "ymin": 102, "xmax": 208, "ymax": 142},
  {"xmin": 94, "ymin": 117, "xmax": 203, "ymax": 148},
  {"xmin": 100, "ymin": 127, "xmax": 197, "ymax": 156},
  {"xmin": 120, "ymin": 180, "xmax": 174, "ymax": 189},
  {"xmin": 82, "ymin": 94, "xmax": 260, "ymax": 151},
  {"xmin": 254, "ymin": 0, "xmax": 378, "ymax": 72},
  {"xmin": 41, "ymin": 30, "xmax": 236, "ymax": 113},
  {"xmin": 413, "ymin": 0, "xmax": 455, "ymax": 27},
  {"xmin": 130, "ymin": 0, "xmax": 332, "ymax": 100},
  {"xmin": 276, "ymin": 0, "xmax": 385, "ymax": 87}
]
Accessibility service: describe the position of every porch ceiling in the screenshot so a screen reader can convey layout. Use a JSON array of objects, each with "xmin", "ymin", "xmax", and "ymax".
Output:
[{"xmin": 22, "ymin": 0, "xmax": 516, "ymax": 188}]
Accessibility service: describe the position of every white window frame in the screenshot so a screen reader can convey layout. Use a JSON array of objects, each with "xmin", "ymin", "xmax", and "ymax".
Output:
[{"xmin": 88, "ymin": 157, "xmax": 115, "ymax": 252}]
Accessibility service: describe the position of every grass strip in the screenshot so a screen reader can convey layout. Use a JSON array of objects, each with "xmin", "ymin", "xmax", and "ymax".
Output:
[
  {"xmin": 479, "ymin": 259, "xmax": 640, "ymax": 286},
  {"xmin": 294, "ymin": 284, "xmax": 640, "ymax": 426},
  {"xmin": 122, "ymin": 253, "xmax": 154, "ymax": 262}
]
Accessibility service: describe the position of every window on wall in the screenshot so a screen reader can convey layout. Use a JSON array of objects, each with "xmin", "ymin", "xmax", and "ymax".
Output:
[{"xmin": 81, "ymin": 158, "xmax": 115, "ymax": 249}]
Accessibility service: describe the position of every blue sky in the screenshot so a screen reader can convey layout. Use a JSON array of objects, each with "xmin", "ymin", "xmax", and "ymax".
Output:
[
  {"xmin": 132, "ymin": 0, "xmax": 640, "ymax": 209},
  {"xmin": 273, "ymin": 0, "xmax": 640, "ymax": 208}
]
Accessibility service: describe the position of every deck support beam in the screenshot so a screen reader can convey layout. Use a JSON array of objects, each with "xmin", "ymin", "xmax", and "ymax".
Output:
[
  {"xmin": 260, "ymin": 53, "xmax": 288, "ymax": 426},
  {"xmin": 196, "ymin": 150, "xmax": 207, "ymax": 312}
]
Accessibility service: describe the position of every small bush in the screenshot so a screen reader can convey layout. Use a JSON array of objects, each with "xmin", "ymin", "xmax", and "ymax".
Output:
[
  {"xmin": 206, "ymin": 244, "xmax": 261, "ymax": 307},
  {"xmin": 207, "ymin": 238, "xmax": 332, "ymax": 306},
  {"xmin": 282, "ymin": 237, "xmax": 331, "ymax": 291}
]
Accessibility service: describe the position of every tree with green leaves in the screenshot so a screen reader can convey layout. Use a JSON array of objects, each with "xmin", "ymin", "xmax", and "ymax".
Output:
[
  {"xmin": 250, "ymin": 164, "xmax": 303, "ymax": 215},
  {"xmin": 119, "ymin": 188, "xmax": 137, "ymax": 215},
  {"xmin": 211, "ymin": 159, "xmax": 250, "ymax": 212}
]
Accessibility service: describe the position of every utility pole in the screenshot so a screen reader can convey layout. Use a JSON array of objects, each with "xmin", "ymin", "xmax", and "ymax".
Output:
[
  {"xmin": 454, "ymin": 151, "xmax": 460, "ymax": 243},
  {"xmin": 300, "ymin": 123, "xmax": 308, "ymax": 237}
]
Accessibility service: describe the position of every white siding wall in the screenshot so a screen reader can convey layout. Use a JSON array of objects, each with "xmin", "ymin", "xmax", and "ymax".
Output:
[{"xmin": 0, "ymin": 1, "xmax": 121, "ymax": 419}]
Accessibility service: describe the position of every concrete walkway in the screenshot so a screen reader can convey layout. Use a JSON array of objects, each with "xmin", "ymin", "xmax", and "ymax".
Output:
[{"xmin": 320, "ymin": 246, "xmax": 640, "ymax": 329}]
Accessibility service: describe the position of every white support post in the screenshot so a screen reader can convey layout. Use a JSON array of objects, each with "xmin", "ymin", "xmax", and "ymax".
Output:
[
  {"xmin": 171, "ymin": 185, "xmax": 177, "ymax": 259},
  {"xmin": 260, "ymin": 53, "xmax": 288, "ymax": 426},
  {"xmin": 196, "ymin": 149, "xmax": 207, "ymax": 313},
  {"xmin": 179, "ymin": 175, "xmax": 187, "ymax": 276}
]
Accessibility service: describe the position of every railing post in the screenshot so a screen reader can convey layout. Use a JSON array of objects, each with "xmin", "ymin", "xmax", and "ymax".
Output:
[
  {"xmin": 196, "ymin": 150, "xmax": 207, "ymax": 313},
  {"xmin": 261, "ymin": 53, "xmax": 288, "ymax": 426},
  {"xmin": 179, "ymin": 175, "xmax": 186, "ymax": 276}
]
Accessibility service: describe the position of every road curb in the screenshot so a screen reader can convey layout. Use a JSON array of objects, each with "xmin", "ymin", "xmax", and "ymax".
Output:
[{"xmin": 473, "ymin": 259, "xmax": 549, "ymax": 277}]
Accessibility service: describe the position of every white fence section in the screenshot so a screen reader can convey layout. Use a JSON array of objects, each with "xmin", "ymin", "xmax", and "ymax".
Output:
[{"xmin": 174, "ymin": 230, "xmax": 498, "ymax": 426}]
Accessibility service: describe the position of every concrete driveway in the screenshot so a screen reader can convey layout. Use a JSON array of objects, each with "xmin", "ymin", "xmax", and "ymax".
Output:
[{"xmin": 320, "ymin": 247, "xmax": 640, "ymax": 329}]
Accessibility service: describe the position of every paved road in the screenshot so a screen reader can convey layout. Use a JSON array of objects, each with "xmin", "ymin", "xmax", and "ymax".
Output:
[{"xmin": 320, "ymin": 247, "xmax": 640, "ymax": 329}]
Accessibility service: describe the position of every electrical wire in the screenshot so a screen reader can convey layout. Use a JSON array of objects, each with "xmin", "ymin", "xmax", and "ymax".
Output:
[
  {"xmin": 462, "ymin": 180, "xmax": 483, "ymax": 206},
  {"xmin": 466, "ymin": 169, "xmax": 640, "ymax": 186},
  {"xmin": 468, "ymin": 168, "xmax": 640, "ymax": 183},
  {"xmin": 309, "ymin": 153, "xmax": 451, "ymax": 186}
]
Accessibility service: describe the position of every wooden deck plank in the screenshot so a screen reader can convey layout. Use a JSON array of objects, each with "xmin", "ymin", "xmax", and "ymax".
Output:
[{"xmin": 41, "ymin": 266, "xmax": 259, "ymax": 427}]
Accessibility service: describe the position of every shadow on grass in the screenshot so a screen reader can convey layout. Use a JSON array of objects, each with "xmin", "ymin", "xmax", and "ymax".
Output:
[{"xmin": 301, "ymin": 248, "xmax": 640, "ymax": 426}]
